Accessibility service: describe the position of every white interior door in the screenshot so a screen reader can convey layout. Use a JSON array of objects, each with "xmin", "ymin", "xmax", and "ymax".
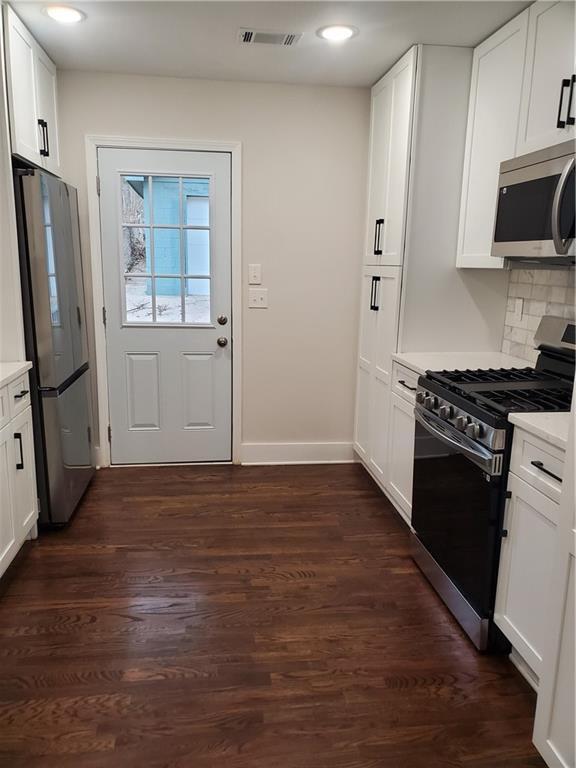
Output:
[{"xmin": 98, "ymin": 147, "xmax": 232, "ymax": 464}]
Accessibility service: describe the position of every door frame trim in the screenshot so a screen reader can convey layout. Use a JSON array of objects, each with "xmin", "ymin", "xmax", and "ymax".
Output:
[{"xmin": 84, "ymin": 135, "xmax": 242, "ymax": 467}]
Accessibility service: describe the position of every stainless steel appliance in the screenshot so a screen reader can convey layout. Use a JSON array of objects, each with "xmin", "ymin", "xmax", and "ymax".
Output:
[
  {"xmin": 14, "ymin": 168, "xmax": 95, "ymax": 526},
  {"xmin": 491, "ymin": 140, "xmax": 575, "ymax": 265},
  {"xmin": 411, "ymin": 317, "xmax": 574, "ymax": 651}
]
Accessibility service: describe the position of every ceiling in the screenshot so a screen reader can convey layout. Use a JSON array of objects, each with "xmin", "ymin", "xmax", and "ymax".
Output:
[{"xmin": 12, "ymin": 1, "xmax": 530, "ymax": 87}]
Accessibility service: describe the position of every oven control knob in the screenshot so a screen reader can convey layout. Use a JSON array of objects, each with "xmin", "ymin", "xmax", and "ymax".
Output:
[
  {"xmin": 415, "ymin": 391, "xmax": 426, "ymax": 405},
  {"xmin": 424, "ymin": 395, "xmax": 438, "ymax": 410},
  {"xmin": 465, "ymin": 422, "xmax": 482, "ymax": 440},
  {"xmin": 439, "ymin": 405, "xmax": 453, "ymax": 419},
  {"xmin": 456, "ymin": 415, "xmax": 470, "ymax": 431}
]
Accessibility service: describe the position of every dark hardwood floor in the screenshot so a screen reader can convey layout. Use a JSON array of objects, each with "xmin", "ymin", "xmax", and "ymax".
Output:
[{"xmin": 0, "ymin": 464, "xmax": 545, "ymax": 767}]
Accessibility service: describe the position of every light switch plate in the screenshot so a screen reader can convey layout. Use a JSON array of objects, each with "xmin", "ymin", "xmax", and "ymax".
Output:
[
  {"xmin": 248, "ymin": 288, "xmax": 268, "ymax": 308},
  {"xmin": 248, "ymin": 264, "xmax": 262, "ymax": 285}
]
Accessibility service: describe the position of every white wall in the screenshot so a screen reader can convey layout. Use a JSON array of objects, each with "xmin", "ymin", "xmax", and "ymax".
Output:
[{"xmin": 56, "ymin": 71, "xmax": 370, "ymax": 460}]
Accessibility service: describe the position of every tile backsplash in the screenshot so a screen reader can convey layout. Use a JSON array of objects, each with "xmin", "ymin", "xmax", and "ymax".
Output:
[{"xmin": 502, "ymin": 269, "xmax": 575, "ymax": 364}]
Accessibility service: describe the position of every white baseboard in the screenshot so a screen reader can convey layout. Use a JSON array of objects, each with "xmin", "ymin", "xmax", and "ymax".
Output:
[
  {"xmin": 240, "ymin": 441, "xmax": 355, "ymax": 465},
  {"xmin": 509, "ymin": 647, "xmax": 539, "ymax": 692}
]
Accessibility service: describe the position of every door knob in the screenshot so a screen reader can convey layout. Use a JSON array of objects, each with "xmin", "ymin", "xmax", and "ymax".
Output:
[
  {"xmin": 217, "ymin": 337, "xmax": 228, "ymax": 348},
  {"xmin": 217, "ymin": 315, "xmax": 228, "ymax": 325}
]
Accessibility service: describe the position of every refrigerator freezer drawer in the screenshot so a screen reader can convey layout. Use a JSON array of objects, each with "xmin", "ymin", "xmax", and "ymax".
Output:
[{"xmin": 41, "ymin": 368, "xmax": 95, "ymax": 524}]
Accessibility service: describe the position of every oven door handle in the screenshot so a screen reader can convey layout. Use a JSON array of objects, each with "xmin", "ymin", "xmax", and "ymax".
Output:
[
  {"xmin": 414, "ymin": 408, "xmax": 501, "ymax": 476},
  {"xmin": 551, "ymin": 156, "xmax": 574, "ymax": 255}
]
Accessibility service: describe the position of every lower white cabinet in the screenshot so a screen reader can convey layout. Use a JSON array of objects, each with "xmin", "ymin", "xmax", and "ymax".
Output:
[
  {"xmin": 386, "ymin": 391, "xmax": 415, "ymax": 523},
  {"xmin": 0, "ymin": 397, "xmax": 38, "ymax": 579},
  {"xmin": 495, "ymin": 472, "xmax": 560, "ymax": 677}
]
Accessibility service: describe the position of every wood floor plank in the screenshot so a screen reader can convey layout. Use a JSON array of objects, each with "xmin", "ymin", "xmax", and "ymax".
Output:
[{"xmin": 0, "ymin": 464, "xmax": 544, "ymax": 766}]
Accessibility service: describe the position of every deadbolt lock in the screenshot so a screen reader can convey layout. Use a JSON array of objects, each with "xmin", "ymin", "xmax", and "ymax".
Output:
[{"xmin": 217, "ymin": 315, "xmax": 228, "ymax": 325}]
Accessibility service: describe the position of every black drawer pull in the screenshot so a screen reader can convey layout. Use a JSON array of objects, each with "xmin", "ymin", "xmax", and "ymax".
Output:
[
  {"xmin": 531, "ymin": 460, "xmax": 562, "ymax": 484},
  {"xmin": 566, "ymin": 74, "xmax": 576, "ymax": 126},
  {"xmin": 14, "ymin": 390, "xmax": 29, "ymax": 400},
  {"xmin": 398, "ymin": 379, "xmax": 417, "ymax": 392},
  {"xmin": 14, "ymin": 432, "xmax": 24, "ymax": 470},
  {"xmin": 373, "ymin": 218, "xmax": 384, "ymax": 256},
  {"xmin": 370, "ymin": 276, "xmax": 380, "ymax": 311},
  {"xmin": 556, "ymin": 78, "xmax": 571, "ymax": 129}
]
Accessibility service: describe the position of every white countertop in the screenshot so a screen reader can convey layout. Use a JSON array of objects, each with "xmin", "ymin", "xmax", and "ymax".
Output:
[
  {"xmin": 509, "ymin": 412, "xmax": 572, "ymax": 451},
  {"xmin": 0, "ymin": 361, "xmax": 32, "ymax": 389},
  {"xmin": 392, "ymin": 351, "xmax": 533, "ymax": 377}
]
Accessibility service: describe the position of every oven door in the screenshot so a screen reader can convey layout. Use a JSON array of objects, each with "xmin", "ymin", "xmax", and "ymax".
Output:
[
  {"xmin": 492, "ymin": 153, "xmax": 575, "ymax": 260},
  {"xmin": 411, "ymin": 408, "xmax": 505, "ymax": 620}
]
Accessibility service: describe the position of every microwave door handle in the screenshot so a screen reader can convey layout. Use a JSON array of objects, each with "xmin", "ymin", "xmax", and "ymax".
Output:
[
  {"xmin": 551, "ymin": 156, "xmax": 575, "ymax": 255},
  {"xmin": 414, "ymin": 408, "xmax": 499, "ymax": 475}
]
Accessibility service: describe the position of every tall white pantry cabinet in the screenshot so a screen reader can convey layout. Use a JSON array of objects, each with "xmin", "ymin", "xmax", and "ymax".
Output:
[{"xmin": 354, "ymin": 44, "xmax": 508, "ymax": 521}]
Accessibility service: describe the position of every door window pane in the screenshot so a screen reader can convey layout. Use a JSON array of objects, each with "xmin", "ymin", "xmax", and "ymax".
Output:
[
  {"xmin": 155, "ymin": 278, "xmax": 183, "ymax": 323},
  {"xmin": 122, "ymin": 176, "xmax": 148, "ymax": 224},
  {"xmin": 183, "ymin": 179, "xmax": 210, "ymax": 225},
  {"xmin": 185, "ymin": 229, "xmax": 210, "ymax": 275},
  {"xmin": 123, "ymin": 227, "xmax": 149, "ymax": 274},
  {"xmin": 152, "ymin": 176, "xmax": 180, "ymax": 225},
  {"xmin": 185, "ymin": 279, "xmax": 210, "ymax": 324},
  {"xmin": 125, "ymin": 277, "xmax": 153, "ymax": 322},
  {"xmin": 153, "ymin": 229, "xmax": 181, "ymax": 275}
]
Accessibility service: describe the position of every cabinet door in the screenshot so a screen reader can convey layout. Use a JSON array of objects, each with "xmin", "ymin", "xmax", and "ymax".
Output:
[
  {"xmin": 11, "ymin": 407, "xmax": 38, "ymax": 542},
  {"xmin": 517, "ymin": 1, "xmax": 576, "ymax": 154},
  {"xmin": 386, "ymin": 392, "xmax": 415, "ymax": 523},
  {"xmin": 3, "ymin": 6, "xmax": 40, "ymax": 164},
  {"xmin": 0, "ymin": 423, "xmax": 17, "ymax": 578},
  {"xmin": 367, "ymin": 267, "xmax": 401, "ymax": 485},
  {"xmin": 354, "ymin": 271, "xmax": 378, "ymax": 460},
  {"xmin": 365, "ymin": 47, "xmax": 416, "ymax": 266},
  {"xmin": 456, "ymin": 10, "xmax": 529, "ymax": 269},
  {"xmin": 495, "ymin": 473, "xmax": 560, "ymax": 675},
  {"xmin": 35, "ymin": 48, "xmax": 60, "ymax": 175}
]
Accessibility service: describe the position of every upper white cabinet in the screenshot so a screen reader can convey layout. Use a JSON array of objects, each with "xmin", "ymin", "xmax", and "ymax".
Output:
[
  {"xmin": 365, "ymin": 47, "xmax": 416, "ymax": 266},
  {"xmin": 456, "ymin": 11, "xmax": 529, "ymax": 269},
  {"xmin": 3, "ymin": 6, "xmax": 60, "ymax": 175},
  {"xmin": 517, "ymin": 1, "xmax": 576, "ymax": 155}
]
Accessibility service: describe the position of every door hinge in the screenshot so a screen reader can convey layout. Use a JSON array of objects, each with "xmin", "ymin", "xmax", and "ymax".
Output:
[
  {"xmin": 107, "ymin": 425, "xmax": 112, "ymax": 443},
  {"xmin": 102, "ymin": 306, "xmax": 107, "ymax": 327},
  {"xmin": 96, "ymin": 176, "xmax": 101, "ymax": 196}
]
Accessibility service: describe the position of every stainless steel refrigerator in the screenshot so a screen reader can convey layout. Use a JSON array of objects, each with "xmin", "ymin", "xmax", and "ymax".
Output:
[{"xmin": 14, "ymin": 168, "xmax": 95, "ymax": 526}]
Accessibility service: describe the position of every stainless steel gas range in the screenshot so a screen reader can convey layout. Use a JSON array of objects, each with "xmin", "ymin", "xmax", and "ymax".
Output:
[{"xmin": 410, "ymin": 316, "xmax": 574, "ymax": 652}]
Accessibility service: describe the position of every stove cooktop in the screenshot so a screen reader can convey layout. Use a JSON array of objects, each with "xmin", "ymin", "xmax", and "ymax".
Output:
[{"xmin": 426, "ymin": 366, "xmax": 573, "ymax": 418}]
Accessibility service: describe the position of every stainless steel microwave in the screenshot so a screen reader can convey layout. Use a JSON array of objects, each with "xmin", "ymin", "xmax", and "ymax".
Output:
[{"xmin": 491, "ymin": 140, "xmax": 575, "ymax": 265}]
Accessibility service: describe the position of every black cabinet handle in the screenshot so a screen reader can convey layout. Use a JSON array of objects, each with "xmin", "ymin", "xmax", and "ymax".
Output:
[
  {"xmin": 531, "ymin": 460, "xmax": 562, "ymax": 484},
  {"xmin": 370, "ymin": 276, "xmax": 380, "ymax": 311},
  {"xmin": 566, "ymin": 74, "xmax": 576, "ymax": 126},
  {"xmin": 38, "ymin": 119, "xmax": 49, "ymax": 156},
  {"xmin": 14, "ymin": 390, "xmax": 29, "ymax": 400},
  {"xmin": 556, "ymin": 78, "xmax": 571, "ymax": 129},
  {"xmin": 398, "ymin": 379, "xmax": 417, "ymax": 392},
  {"xmin": 14, "ymin": 433, "xmax": 24, "ymax": 470},
  {"xmin": 373, "ymin": 219, "xmax": 384, "ymax": 256},
  {"xmin": 44, "ymin": 121, "xmax": 50, "ymax": 158}
]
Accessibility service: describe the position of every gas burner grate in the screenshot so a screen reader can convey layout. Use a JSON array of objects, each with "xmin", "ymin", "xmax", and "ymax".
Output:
[
  {"xmin": 432, "ymin": 367, "xmax": 542, "ymax": 385},
  {"xmin": 470, "ymin": 386, "xmax": 573, "ymax": 415}
]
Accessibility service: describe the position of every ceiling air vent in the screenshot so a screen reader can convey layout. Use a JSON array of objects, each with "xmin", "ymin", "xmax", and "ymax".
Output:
[{"xmin": 239, "ymin": 29, "xmax": 302, "ymax": 46}]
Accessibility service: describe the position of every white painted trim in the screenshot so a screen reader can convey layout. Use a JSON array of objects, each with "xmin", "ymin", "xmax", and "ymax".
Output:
[
  {"xmin": 241, "ymin": 442, "xmax": 355, "ymax": 465},
  {"xmin": 509, "ymin": 647, "xmax": 538, "ymax": 692},
  {"xmin": 84, "ymin": 135, "xmax": 242, "ymax": 467}
]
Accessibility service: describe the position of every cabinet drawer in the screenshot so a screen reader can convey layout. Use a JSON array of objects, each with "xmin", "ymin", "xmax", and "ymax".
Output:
[
  {"xmin": 0, "ymin": 387, "xmax": 9, "ymax": 430},
  {"xmin": 392, "ymin": 363, "xmax": 419, "ymax": 405},
  {"xmin": 8, "ymin": 375, "xmax": 31, "ymax": 419},
  {"xmin": 510, "ymin": 428, "xmax": 565, "ymax": 504}
]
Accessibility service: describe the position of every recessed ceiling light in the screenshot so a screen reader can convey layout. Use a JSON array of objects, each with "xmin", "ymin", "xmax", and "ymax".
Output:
[
  {"xmin": 44, "ymin": 6, "xmax": 85, "ymax": 24},
  {"xmin": 317, "ymin": 25, "xmax": 358, "ymax": 42}
]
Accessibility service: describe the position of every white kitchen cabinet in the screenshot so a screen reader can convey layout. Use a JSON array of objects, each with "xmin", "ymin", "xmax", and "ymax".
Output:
[
  {"xmin": 354, "ymin": 266, "xmax": 402, "ymax": 486},
  {"xmin": 517, "ymin": 1, "xmax": 576, "ymax": 155},
  {"xmin": 365, "ymin": 47, "xmax": 416, "ymax": 266},
  {"xmin": 3, "ymin": 6, "xmax": 60, "ymax": 175},
  {"xmin": 456, "ymin": 10, "xmax": 529, "ymax": 269},
  {"xmin": 0, "ymin": 367, "xmax": 38, "ymax": 581},
  {"xmin": 386, "ymin": 392, "xmax": 415, "ymax": 523},
  {"xmin": 495, "ymin": 472, "xmax": 560, "ymax": 676}
]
